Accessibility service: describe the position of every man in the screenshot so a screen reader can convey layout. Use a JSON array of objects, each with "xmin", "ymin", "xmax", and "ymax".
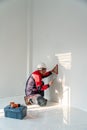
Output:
[{"xmin": 24, "ymin": 63, "xmax": 58, "ymax": 106}]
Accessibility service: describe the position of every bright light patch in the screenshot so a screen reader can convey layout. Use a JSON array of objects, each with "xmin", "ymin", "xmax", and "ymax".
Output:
[
  {"xmin": 62, "ymin": 86, "xmax": 70, "ymax": 107},
  {"xmin": 55, "ymin": 52, "xmax": 72, "ymax": 70},
  {"xmin": 55, "ymin": 52, "xmax": 71, "ymax": 108},
  {"xmin": 55, "ymin": 89, "xmax": 58, "ymax": 94},
  {"xmin": 0, "ymin": 109, "xmax": 4, "ymax": 118}
]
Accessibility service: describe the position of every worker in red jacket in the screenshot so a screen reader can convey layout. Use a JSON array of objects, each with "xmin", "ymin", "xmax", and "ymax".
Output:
[{"xmin": 24, "ymin": 63, "xmax": 58, "ymax": 106}]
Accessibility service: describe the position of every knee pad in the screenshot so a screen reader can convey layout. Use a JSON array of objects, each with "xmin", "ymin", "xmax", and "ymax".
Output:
[{"xmin": 37, "ymin": 96, "xmax": 47, "ymax": 106}]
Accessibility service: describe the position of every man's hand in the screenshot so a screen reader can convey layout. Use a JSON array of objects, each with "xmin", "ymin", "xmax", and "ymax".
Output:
[
  {"xmin": 51, "ymin": 64, "xmax": 58, "ymax": 74},
  {"xmin": 49, "ymin": 80, "xmax": 54, "ymax": 86}
]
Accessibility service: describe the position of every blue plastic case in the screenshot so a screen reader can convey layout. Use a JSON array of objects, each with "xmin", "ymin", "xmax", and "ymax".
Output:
[{"xmin": 4, "ymin": 105, "xmax": 27, "ymax": 119}]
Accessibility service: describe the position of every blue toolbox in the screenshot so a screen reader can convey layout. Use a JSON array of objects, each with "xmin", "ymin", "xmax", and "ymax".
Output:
[{"xmin": 4, "ymin": 105, "xmax": 27, "ymax": 119}]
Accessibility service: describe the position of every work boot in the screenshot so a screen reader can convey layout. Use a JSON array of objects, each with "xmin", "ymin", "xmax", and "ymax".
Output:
[
  {"xmin": 29, "ymin": 99, "xmax": 34, "ymax": 104},
  {"xmin": 24, "ymin": 96, "xmax": 32, "ymax": 105}
]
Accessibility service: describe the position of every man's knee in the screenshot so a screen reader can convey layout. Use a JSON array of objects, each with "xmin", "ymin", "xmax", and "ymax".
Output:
[{"xmin": 37, "ymin": 96, "xmax": 47, "ymax": 106}]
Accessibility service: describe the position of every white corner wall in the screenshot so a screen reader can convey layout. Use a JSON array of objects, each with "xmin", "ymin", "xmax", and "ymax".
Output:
[{"xmin": 31, "ymin": 0, "xmax": 87, "ymax": 110}]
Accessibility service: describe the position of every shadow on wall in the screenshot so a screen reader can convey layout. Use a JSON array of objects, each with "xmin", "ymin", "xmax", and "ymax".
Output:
[{"xmin": 47, "ymin": 52, "xmax": 72, "ymax": 106}]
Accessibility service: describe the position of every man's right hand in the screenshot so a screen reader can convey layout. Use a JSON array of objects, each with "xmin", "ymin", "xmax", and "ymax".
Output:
[{"xmin": 49, "ymin": 80, "xmax": 54, "ymax": 86}]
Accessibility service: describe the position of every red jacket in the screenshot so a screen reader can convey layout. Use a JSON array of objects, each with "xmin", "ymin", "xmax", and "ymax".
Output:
[{"xmin": 25, "ymin": 70, "xmax": 52, "ymax": 96}]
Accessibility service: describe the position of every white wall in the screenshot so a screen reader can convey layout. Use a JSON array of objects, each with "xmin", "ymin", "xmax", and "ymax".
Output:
[
  {"xmin": 0, "ymin": 0, "xmax": 87, "ymax": 111},
  {"xmin": 0, "ymin": 0, "xmax": 29, "ymax": 97},
  {"xmin": 31, "ymin": 0, "xmax": 87, "ymax": 110}
]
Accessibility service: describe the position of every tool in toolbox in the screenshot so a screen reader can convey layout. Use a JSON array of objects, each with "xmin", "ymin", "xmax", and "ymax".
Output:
[{"xmin": 10, "ymin": 102, "xmax": 20, "ymax": 108}]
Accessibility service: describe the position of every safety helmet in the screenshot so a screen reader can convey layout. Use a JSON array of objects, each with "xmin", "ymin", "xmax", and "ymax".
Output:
[{"xmin": 37, "ymin": 63, "xmax": 47, "ymax": 70}]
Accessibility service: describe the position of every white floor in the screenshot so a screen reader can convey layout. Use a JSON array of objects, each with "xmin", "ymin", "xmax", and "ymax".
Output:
[{"xmin": 0, "ymin": 96, "xmax": 87, "ymax": 130}]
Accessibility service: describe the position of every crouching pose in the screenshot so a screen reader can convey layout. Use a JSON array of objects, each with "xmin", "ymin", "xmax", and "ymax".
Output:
[{"xmin": 24, "ymin": 63, "xmax": 58, "ymax": 106}]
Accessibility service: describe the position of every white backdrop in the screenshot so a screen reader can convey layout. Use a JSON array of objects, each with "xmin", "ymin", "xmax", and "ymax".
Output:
[{"xmin": 0, "ymin": 0, "xmax": 87, "ymax": 111}]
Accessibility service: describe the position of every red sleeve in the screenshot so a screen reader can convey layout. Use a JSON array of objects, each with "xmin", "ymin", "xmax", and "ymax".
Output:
[
  {"xmin": 41, "ymin": 84, "xmax": 49, "ymax": 90},
  {"xmin": 42, "ymin": 71, "xmax": 52, "ymax": 78},
  {"xmin": 32, "ymin": 72, "xmax": 50, "ymax": 90}
]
